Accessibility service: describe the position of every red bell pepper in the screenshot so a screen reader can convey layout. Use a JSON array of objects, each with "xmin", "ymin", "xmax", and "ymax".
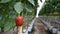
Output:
[{"xmin": 15, "ymin": 16, "xmax": 24, "ymax": 26}]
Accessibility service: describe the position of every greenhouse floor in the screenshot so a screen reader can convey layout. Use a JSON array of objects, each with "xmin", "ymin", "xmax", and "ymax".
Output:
[
  {"xmin": 0, "ymin": 18, "xmax": 51, "ymax": 34},
  {"xmin": 29, "ymin": 18, "xmax": 52, "ymax": 34},
  {"xmin": 0, "ymin": 16, "xmax": 60, "ymax": 34}
]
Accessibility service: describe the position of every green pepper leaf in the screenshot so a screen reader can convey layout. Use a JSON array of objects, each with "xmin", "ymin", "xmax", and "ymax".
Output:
[
  {"xmin": 14, "ymin": 2, "xmax": 24, "ymax": 14},
  {"xmin": 25, "ymin": 5, "xmax": 33, "ymax": 12},
  {"xmin": 0, "ymin": 0, "xmax": 11, "ymax": 3},
  {"xmin": 28, "ymin": 0, "xmax": 35, "ymax": 6}
]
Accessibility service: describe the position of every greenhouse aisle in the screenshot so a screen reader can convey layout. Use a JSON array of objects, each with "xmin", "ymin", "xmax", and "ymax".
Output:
[{"xmin": 29, "ymin": 18, "xmax": 52, "ymax": 34}]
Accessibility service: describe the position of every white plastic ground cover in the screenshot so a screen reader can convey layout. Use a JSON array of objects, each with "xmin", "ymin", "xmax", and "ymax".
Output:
[
  {"xmin": 23, "ymin": 18, "xmax": 36, "ymax": 34},
  {"xmin": 57, "ymin": 31, "xmax": 60, "ymax": 34},
  {"xmin": 55, "ymin": 20, "xmax": 60, "ymax": 24},
  {"xmin": 23, "ymin": 29, "xmax": 28, "ymax": 34},
  {"xmin": 28, "ymin": 18, "xmax": 35, "ymax": 32},
  {"xmin": 39, "ymin": 17, "xmax": 60, "ymax": 34},
  {"xmin": 52, "ymin": 28, "xmax": 58, "ymax": 34}
]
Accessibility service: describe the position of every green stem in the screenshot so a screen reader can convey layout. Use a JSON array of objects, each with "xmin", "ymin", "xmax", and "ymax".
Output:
[
  {"xmin": 18, "ymin": 14, "xmax": 20, "ymax": 16},
  {"xmin": 19, "ymin": 12, "xmax": 22, "ymax": 16},
  {"xmin": 18, "ymin": 12, "xmax": 20, "ymax": 16},
  {"xmin": 1, "ymin": 27, "xmax": 4, "ymax": 32}
]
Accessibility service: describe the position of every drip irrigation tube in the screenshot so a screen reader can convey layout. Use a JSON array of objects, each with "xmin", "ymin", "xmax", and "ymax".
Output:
[{"xmin": 23, "ymin": 18, "xmax": 36, "ymax": 34}]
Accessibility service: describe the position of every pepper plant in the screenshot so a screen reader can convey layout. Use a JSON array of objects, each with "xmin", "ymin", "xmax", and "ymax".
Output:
[
  {"xmin": 0, "ymin": 0, "xmax": 38, "ymax": 32},
  {"xmin": 39, "ymin": 0, "xmax": 60, "ymax": 15}
]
